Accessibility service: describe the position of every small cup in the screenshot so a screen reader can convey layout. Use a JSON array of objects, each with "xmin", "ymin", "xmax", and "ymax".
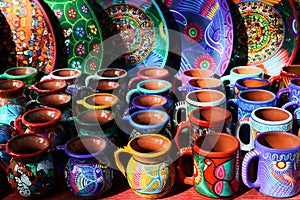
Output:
[
  {"xmin": 180, "ymin": 77, "xmax": 225, "ymax": 93},
  {"xmin": 76, "ymin": 93, "xmax": 119, "ymax": 111},
  {"xmin": 85, "ymin": 68, "xmax": 128, "ymax": 87},
  {"xmin": 277, "ymin": 77, "xmax": 300, "ymax": 107},
  {"xmin": 0, "ymin": 67, "xmax": 38, "ymax": 85},
  {"xmin": 181, "ymin": 69, "xmax": 214, "ymax": 86},
  {"xmin": 235, "ymin": 107, "xmax": 293, "ymax": 151},
  {"xmin": 242, "ymin": 131, "xmax": 300, "ymax": 198},
  {"xmin": 174, "ymin": 106, "xmax": 232, "ymax": 149},
  {"xmin": 177, "ymin": 133, "xmax": 240, "ymax": 198},
  {"xmin": 41, "ymin": 68, "xmax": 82, "ymax": 84}
]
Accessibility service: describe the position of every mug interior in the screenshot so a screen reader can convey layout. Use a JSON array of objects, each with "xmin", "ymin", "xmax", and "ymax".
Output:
[
  {"xmin": 237, "ymin": 79, "xmax": 269, "ymax": 88},
  {"xmin": 188, "ymin": 90, "xmax": 224, "ymax": 103},
  {"xmin": 78, "ymin": 110, "xmax": 113, "ymax": 124},
  {"xmin": 192, "ymin": 107, "xmax": 231, "ymax": 123},
  {"xmin": 7, "ymin": 68, "xmax": 36, "ymax": 76},
  {"xmin": 254, "ymin": 108, "xmax": 290, "ymax": 121},
  {"xmin": 67, "ymin": 136, "xmax": 106, "ymax": 155},
  {"xmin": 53, "ymin": 69, "xmax": 80, "ymax": 77},
  {"xmin": 257, "ymin": 131, "xmax": 300, "ymax": 150},
  {"xmin": 283, "ymin": 65, "xmax": 300, "ymax": 75},
  {"xmin": 240, "ymin": 90, "xmax": 274, "ymax": 101},
  {"xmin": 0, "ymin": 80, "xmax": 24, "ymax": 90},
  {"xmin": 233, "ymin": 67, "xmax": 261, "ymax": 74},
  {"xmin": 24, "ymin": 109, "xmax": 60, "ymax": 123},
  {"xmin": 130, "ymin": 135, "xmax": 169, "ymax": 153},
  {"xmin": 36, "ymin": 80, "xmax": 67, "ymax": 90},
  {"xmin": 87, "ymin": 94, "xmax": 118, "ymax": 106},
  {"xmin": 89, "ymin": 80, "xmax": 119, "ymax": 91},
  {"xmin": 38, "ymin": 93, "xmax": 71, "ymax": 106},
  {"xmin": 184, "ymin": 69, "xmax": 213, "ymax": 77},
  {"xmin": 291, "ymin": 78, "xmax": 300, "ymax": 86},
  {"xmin": 140, "ymin": 81, "xmax": 170, "ymax": 91},
  {"xmin": 97, "ymin": 68, "xmax": 126, "ymax": 77},
  {"xmin": 133, "ymin": 95, "xmax": 167, "ymax": 107},
  {"xmin": 189, "ymin": 78, "xmax": 221, "ymax": 88},
  {"xmin": 132, "ymin": 111, "xmax": 167, "ymax": 125},
  {"xmin": 140, "ymin": 68, "xmax": 168, "ymax": 77}
]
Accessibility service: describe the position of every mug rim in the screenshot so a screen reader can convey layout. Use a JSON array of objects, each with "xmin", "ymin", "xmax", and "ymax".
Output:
[
  {"xmin": 281, "ymin": 65, "xmax": 300, "ymax": 77},
  {"xmin": 186, "ymin": 89, "xmax": 226, "ymax": 107},
  {"xmin": 137, "ymin": 67, "xmax": 169, "ymax": 79},
  {"xmin": 80, "ymin": 93, "xmax": 119, "ymax": 109},
  {"xmin": 182, "ymin": 68, "xmax": 214, "ymax": 77},
  {"xmin": 188, "ymin": 77, "xmax": 222, "ymax": 89},
  {"xmin": 251, "ymin": 107, "xmax": 293, "ymax": 125},
  {"xmin": 4, "ymin": 66, "xmax": 38, "ymax": 78},
  {"xmin": 129, "ymin": 109, "xmax": 170, "ymax": 129},
  {"xmin": 50, "ymin": 68, "xmax": 82, "ymax": 80},
  {"xmin": 235, "ymin": 77, "xmax": 270, "ymax": 90},
  {"xmin": 238, "ymin": 89, "xmax": 275, "ymax": 103},
  {"xmin": 194, "ymin": 132, "xmax": 240, "ymax": 157},
  {"xmin": 75, "ymin": 109, "xmax": 114, "ymax": 126},
  {"xmin": 132, "ymin": 94, "xmax": 168, "ymax": 109},
  {"xmin": 137, "ymin": 79, "xmax": 172, "ymax": 94},
  {"xmin": 96, "ymin": 68, "xmax": 127, "ymax": 79},
  {"xmin": 230, "ymin": 66, "xmax": 263, "ymax": 76}
]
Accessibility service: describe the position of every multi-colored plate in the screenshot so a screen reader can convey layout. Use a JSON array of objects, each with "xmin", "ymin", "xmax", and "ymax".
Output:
[
  {"xmin": 87, "ymin": 0, "xmax": 169, "ymax": 73},
  {"xmin": 231, "ymin": 0, "xmax": 299, "ymax": 76},
  {"xmin": 0, "ymin": 0, "xmax": 56, "ymax": 74},
  {"xmin": 163, "ymin": 0, "xmax": 234, "ymax": 77},
  {"xmin": 42, "ymin": 0, "xmax": 103, "ymax": 75}
]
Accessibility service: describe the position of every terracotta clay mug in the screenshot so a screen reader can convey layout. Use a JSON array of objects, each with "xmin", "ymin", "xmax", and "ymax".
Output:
[
  {"xmin": 235, "ymin": 107, "xmax": 293, "ymax": 151},
  {"xmin": 59, "ymin": 136, "xmax": 113, "ymax": 198},
  {"xmin": 41, "ymin": 68, "xmax": 82, "ymax": 84},
  {"xmin": 114, "ymin": 134, "xmax": 175, "ymax": 198},
  {"xmin": 0, "ymin": 134, "xmax": 55, "ymax": 198},
  {"xmin": 175, "ymin": 106, "xmax": 232, "ymax": 149},
  {"xmin": 177, "ymin": 133, "xmax": 240, "ymax": 198},
  {"xmin": 25, "ymin": 79, "xmax": 68, "ymax": 100},
  {"xmin": 0, "ymin": 66, "xmax": 38, "ymax": 85},
  {"xmin": 179, "ymin": 77, "xmax": 225, "ymax": 93},
  {"xmin": 242, "ymin": 131, "xmax": 300, "ymax": 198}
]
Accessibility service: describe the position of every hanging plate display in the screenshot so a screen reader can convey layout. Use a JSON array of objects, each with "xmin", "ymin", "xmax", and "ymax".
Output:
[
  {"xmin": 0, "ymin": 0, "xmax": 56, "ymax": 74},
  {"xmin": 163, "ymin": 0, "xmax": 234, "ymax": 77},
  {"xmin": 42, "ymin": 0, "xmax": 103, "ymax": 75},
  {"xmin": 231, "ymin": 0, "xmax": 299, "ymax": 76},
  {"xmin": 87, "ymin": 0, "xmax": 169, "ymax": 73}
]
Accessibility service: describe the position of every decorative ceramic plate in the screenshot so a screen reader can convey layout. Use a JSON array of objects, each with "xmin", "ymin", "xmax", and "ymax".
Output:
[
  {"xmin": 231, "ymin": 0, "xmax": 299, "ymax": 76},
  {"xmin": 42, "ymin": 0, "xmax": 103, "ymax": 75},
  {"xmin": 0, "ymin": 0, "xmax": 56, "ymax": 74},
  {"xmin": 163, "ymin": 0, "xmax": 234, "ymax": 77},
  {"xmin": 87, "ymin": 0, "xmax": 169, "ymax": 72}
]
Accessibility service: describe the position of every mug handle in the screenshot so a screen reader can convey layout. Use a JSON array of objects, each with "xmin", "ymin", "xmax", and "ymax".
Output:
[
  {"xmin": 114, "ymin": 147, "xmax": 131, "ymax": 177},
  {"xmin": 126, "ymin": 89, "xmax": 140, "ymax": 104},
  {"xmin": 226, "ymin": 99, "xmax": 238, "ymax": 123},
  {"xmin": 177, "ymin": 147, "xmax": 194, "ymax": 185},
  {"xmin": 235, "ymin": 119, "xmax": 253, "ymax": 151},
  {"xmin": 40, "ymin": 74, "xmax": 52, "ymax": 81},
  {"xmin": 241, "ymin": 149, "xmax": 260, "ymax": 188},
  {"xmin": 268, "ymin": 75, "xmax": 281, "ymax": 93},
  {"xmin": 14, "ymin": 116, "xmax": 25, "ymax": 135},
  {"xmin": 85, "ymin": 74, "xmax": 98, "ymax": 86},
  {"xmin": 173, "ymin": 101, "xmax": 187, "ymax": 127},
  {"xmin": 174, "ymin": 121, "xmax": 191, "ymax": 150},
  {"xmin": 276, "ymin": 88, "xmax": 291, "ymax": 107},
  {"xmin": 128, "ymin": 77, "xmax": 142, "ymax": 89},
  {"xmin": 25, "ymin": 99, "xmax": 39, "ymax": 110},
  {"xmin": 220, "ymin": 75, "xmax": 232, "ymax": 85}
]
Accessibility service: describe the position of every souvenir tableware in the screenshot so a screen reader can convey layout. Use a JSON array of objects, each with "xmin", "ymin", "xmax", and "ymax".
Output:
[
  {"xmin": 177, "ymin": 133, "xmax": 240, "ymax": 198},
  {"xmin": 0, "ymin": 134, "xmax": 55, "ymax": 198},
  {"xmin": 75, "ymin": 109, "xmax": 123, "ymax": 147},
  {"xmin": 60, "ymin": 136, "xmax": 113, "ymax": 198},
  {"xmin": 0, "ymin": 67, "xmax": 38, "ymax": 85},
  {"xmin": 174, "ymin": 106, "xmax": 232, "ymax": 149},
  {"xmin": 180, "ymin": 69, "xmax": 214, "ymax": 86},
  {"xmin": 0, "ymin": 123, "xmax": 16, "ymax": 165},
  {"xmin": 231, "ymin": 0, "xmax": 299, "ymax": 77},
  {"xmin": 235, "ymin": 107, "xmax": 293, "ymax": 151},
  {"xmin": 25, "ymin": 79, "xmax": 68, "ymax": 100},
  {"xmin": 173, "ymin": 89, "xmax": 226, "ymax": 126},
  {"xmin": 220, "ymin": 66, "xmax": 263, "ymax": 86},
  {"xmin": 227, "ymin": 89, "xmax": 276, "ymax": 122},
  {"xmin": 269, "ymin": 65, "xmax": 300, "ymax": 91},
  {"xmin": 114, "ymin": 134, "xmax": 175, "ymax": 198},
  {"xmin": 40, "ymin": 68, "xmax": 82, "ymax": 84},
  {"xmin": 163, "ymin": 0, "xmax": 233, "ymax": 77},
  {"xmin": 242, "ymin": 131, "xmax": 300, "ymax": 198},
  {"xmin": 277, "ymin": 77, "xmax": 300, "ymax": 107},
  {"xmin": 0, "ymin": 80, "xmax": 25, "ymax": 125},
  {"xmin": 180, "ymin": 77, "xmax": 225, "ymax": 93},
  {"xmin": 122, "ymin": 109, "xmax": 171, "ymax": 140},
  {"xmin": 0, "ymin": 0, "xmax": 56, "ymax": 74},
  {"xmin": 230, "ymin": 77, "xmax": 270, "ymax": 99},
  {"xmin": 88, "ymin": 0, "xmax": 169, "ymax": 71},
  {"xmin": 126, "ymin": 79, "xmax": 172, "ymax": 103},
  {"xmin": 14, "ymin": 107, "xmax": 69, "ymax": 147},
  {"xmin": 42, "ymin": 0, "xmax": 103, "ymax": 74}
]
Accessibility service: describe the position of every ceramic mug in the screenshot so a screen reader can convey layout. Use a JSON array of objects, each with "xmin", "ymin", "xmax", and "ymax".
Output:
[
  {"xmin": 59, "ymin": 136, "xmax": 113, "ymax": 198},
  {"xmin": 220, "ymin": 66, "xmax": 263, "ymax": 86},
  {"xmin": 177, "ymin": 133, "xmax": 240, "ymax": 198},
  {"xmin": 114, "ymin": 134, "xmax": 175, "ymax": 198},
  {"xmin": 126, "ymin": 79, "xmax": 172, "ymax": 103},
  {"xmin": 0, "ymin": 134, "xmax": 55, "ymax": 198},
  {"xmin": 277, "ymin": 77, "xmax": 300, "ymax": 107},
  {"xmin": 227, "ymin": 89, "xmax": 276, "ymax": 122},
  {"xmin": 174, "ymin": 106, "xmax": 232, "ymax": 149},
  {"xmin": 180, "ymin": 68, "xmax": 214, "ymax": 86},
  {"xmin": 76, "ymin": 93, "xmax": 119, "ymax": 112},
  {"xmin": 242, "ymin": 131, "xmax": 300, "ymax": 198},
  {"xmin": 228, "ymin": 77, "xmax": 270, "ymax": 99},
  {"xmin": 173, "ymin": 89, "xmax": 226, "ymax": 126},
  {"xmin": 122, "ymin": 109, "xmax": 171, "ymax": 140},
  {"xmin": 179, "ymin": 77, "xmax": 225, "ymax": 93},
  {"xmin": 0, "ymin": 66, "xmax": 38, "ymax": 85},
  {"xmin": 41, "ymin": 68, "xmax": 82, "ymax": 84},
  {"xmin": 235, "ymin": 107, "xmax": 293, "ymax": 151}
]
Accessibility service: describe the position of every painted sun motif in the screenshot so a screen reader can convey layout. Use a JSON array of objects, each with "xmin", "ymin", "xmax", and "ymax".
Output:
[
  {"xmin": 183, "ymin": 23, "xmax": 204, "ymax": 43},
  {"xmin": 193, "ymin": 55, "xmax": 217, "ymax": 70},
  {"xmin": 194, "ymin": 158, "xmax": 202, "ymax": 184}
]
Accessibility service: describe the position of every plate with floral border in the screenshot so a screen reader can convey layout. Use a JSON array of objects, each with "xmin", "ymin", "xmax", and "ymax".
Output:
[
  {"xmin": 162, "ymin": 0, "xmax": 234, "ymax": 77},
  {"xmin": 87, "ymin": 0, "xmax": 169, "ymax": 74},
  {"xmin": 41, "ymin": 0, "xmax": 104, "ymax": 75},
  {"xmin": 231, "ymin": 0, "xmax": 299, "ymax": 76},
  {"xmin": 0, "ymin": 0, "xmax": 56, "ymax": 74}
]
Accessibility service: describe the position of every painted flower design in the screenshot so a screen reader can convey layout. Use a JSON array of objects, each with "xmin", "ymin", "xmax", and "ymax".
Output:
[
  {"xmin": 63, "ymin": 47, "xmax": 70, "ymax": 55},
  {"xmin": 76, "ymin": 44, "xmax": 86, "ymax": 56},
  {"xmin": 89, "ymin": 24, "xmax": 97, "ymax": 35},
  {"xmin": 67, "ymin": 7, "xmax": 77, "ymax": 19},
  {"xmin": 193, "ymin": 55, "xmax": 217, "ymax": 70},
  {"xmin": 71, "ymin": 60, "xmax": 82, "ymax": 69},
  {"xmin": 75, "ymin": 27, "xmax": 85, "ymax": 38},
  {"xmin": 81, "ymin": 5, "xmax": 88, "ymax": 14},
  {"xmin": 89, "ymin": 61, "xmax": 97, "ymax": 71},
  {"xmin": 54, "ymin": 8, "xmax": 63, "ymax": 18},
  {"xmin": 63, "ymin": 28, "xmax": 72, "ymax": 38},
  {"xmin": 92, "ymin": 43, "xmax": 100, "ymax": 54},
  {"xmin": 183, "ymin": 23, "xmax": 204, "ymax": 43}
]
